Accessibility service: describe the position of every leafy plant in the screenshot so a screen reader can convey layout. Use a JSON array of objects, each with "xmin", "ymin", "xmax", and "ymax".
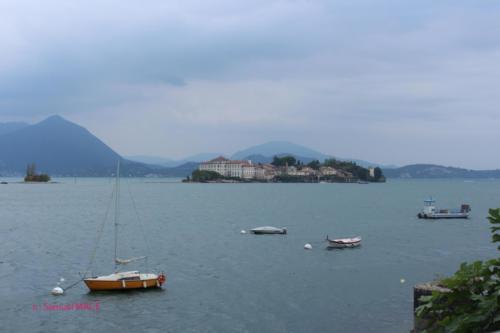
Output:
[
  {"xmin": 191, "ymin": 170, "xmax": 223, "ymax": 182},
  {"xmin": 416, "ymin": 208, "xmax": 500, "ymax": 332},
  {"xmin": 24, "ymin": 163, "xmax": 51, "ymax": 182},
  {"xmin": 271, "ymin": 155, "xmax": 297, "ymax": 167}
]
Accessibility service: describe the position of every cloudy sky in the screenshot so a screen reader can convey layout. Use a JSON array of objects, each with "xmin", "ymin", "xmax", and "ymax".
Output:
[{"xmin": 0, "ymin": 0, "xmax": 499, "ymax": 169}]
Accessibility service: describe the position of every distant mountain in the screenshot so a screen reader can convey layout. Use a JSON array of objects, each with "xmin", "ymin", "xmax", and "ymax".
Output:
[
  {"xmin": 230, "ymin": 141, "xmax": 396, "ymax": 168},
  {"xmin": 0, "ymin": 115, "xmax": 167, "ymax": 176},
  {"xmin": 232, "ymin": 141, "xmax": 331, "ymax": 161},
  {"xmin": 166, "ymin": 162, "xmax": 199, "ymax": 177},
  {"xmin": 177, "ymin": 152, "xmax": 224, "ymax": 163},
  {"xmin": 126, "ymin": 152, "xmax": 223, "ymax": 167},
  {"xmin": 239, "ymin": 154, "xmax": 323, "ymax": 165},
  {"xmin": 126, "ymin": 155, "xmax": 179, "ymax": 167},
  {"xmin": 383, "ymin": 164, "xmax": 500, "ymax": 179},
  {"xmin": 1, "ymin": 118, "xmax": 400, "ymax": 177},
  {"xmin": 0, "ymin": 122, "xmax": 29, "ymax": 136},
  {"xmin": 240, "ymin": 154, "xmax": 273, "ymax": 164},
  {"xmin": 127, "ymin": 141, "xmax": 392, "ymax": 170},
  {"xmin": 340, "ymin": 158, "xmax": 398, "ymax": 169}
]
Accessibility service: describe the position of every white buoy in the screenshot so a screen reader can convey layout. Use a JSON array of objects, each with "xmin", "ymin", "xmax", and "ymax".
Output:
[
  {"xmin": 304, "ymin": 243, "xmax": 312, "ymax": 250},
  {"xmin": 400, "ymin": 278, "xmax": 406, "ymax": 284},
  {"xmin": 51, "ymin": 286, "xmax": 64, "ymax": 295},
  {"xmin": 60, "ymin": 277, "xmax": 65, "ymax": 282},
  {"xmin": 240, "ymin": 230, "xmax": 247, "ymax": 234}
]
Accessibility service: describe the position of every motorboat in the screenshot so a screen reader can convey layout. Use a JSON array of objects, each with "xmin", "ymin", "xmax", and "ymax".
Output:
[
  {"xmin": 326, "ymin": 235, "xmax": 362, "ymax": 248},
  {"xmin": 250, "ymin": 226, "xmax": 287, "ymax": 235},
  {"xmin": 417, "ymin": 198, "xmax": 471, "ymax": 219}
]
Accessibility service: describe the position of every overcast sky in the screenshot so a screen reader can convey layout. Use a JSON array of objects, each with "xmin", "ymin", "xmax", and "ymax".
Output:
[{"xmin": 1, "ymin": 0, "xmax": 499, "ymax": 169}]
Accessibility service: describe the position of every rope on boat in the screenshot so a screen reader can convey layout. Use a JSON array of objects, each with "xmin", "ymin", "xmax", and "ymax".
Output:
[
  {"xmin": 55, "ymin": 178, "xmax": 156, "ymax": 294},
  {"xmin": 84, "ymin": 185, "xmax": 116, "ymax": 277},
  {"xmin": 62, "ymin": 276, "xmax": 85, "ymax": 291},
  {"xmin": 53, "ymin": 188, "xmax": 115, "ymax": 294},
  {"xmin": 126, "ymin": 179, "xmax": 152, "ymax": 273}
]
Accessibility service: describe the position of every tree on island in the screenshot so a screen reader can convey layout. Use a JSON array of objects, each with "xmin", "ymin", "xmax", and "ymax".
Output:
[
  {"xmin": 190, "ymin": 170, "xmax": 223, "ymax": 182},
  {"xmin": 324, "ymin": 158, "xmax": 366, "ymax": 180},
  {"xmin": 307, "ymin": 160, "xmax": 321, "ymax": 170},
  {"xmin": 24, "ymin": 163, "xmax": 51, "ymax": 182},
  {"xmin": 271, "ymin": 155, "xmax": 296, "ymax": 167}
]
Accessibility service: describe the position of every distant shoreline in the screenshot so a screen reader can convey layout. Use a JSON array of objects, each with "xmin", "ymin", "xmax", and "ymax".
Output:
[
  {"xmin": 0, "ymin": 181, "xmax": 60, "ymax": 184},
  {"xmin": 183, "ymin": 178, "xmax": 385, "ymax": 184}
]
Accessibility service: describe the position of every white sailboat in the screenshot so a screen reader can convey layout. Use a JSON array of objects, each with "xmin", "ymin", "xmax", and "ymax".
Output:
[{"xmin": 84, "ymin": 161, "xmax": 166, "ymax": 291}]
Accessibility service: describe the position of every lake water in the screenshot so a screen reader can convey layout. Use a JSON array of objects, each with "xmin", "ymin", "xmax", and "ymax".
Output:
[{"xmin": 1, "ymin": 178, "xmax": 499, "ymax": 332}]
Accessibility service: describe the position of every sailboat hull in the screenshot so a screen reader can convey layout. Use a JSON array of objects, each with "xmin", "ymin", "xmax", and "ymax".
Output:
[
  {"xmin": 84, "ymin": 278, "xmax": 161, "ymax": 291},
  {"xmin": 83, "ymin": 271, "xmax": 166, "ymax": 291}
]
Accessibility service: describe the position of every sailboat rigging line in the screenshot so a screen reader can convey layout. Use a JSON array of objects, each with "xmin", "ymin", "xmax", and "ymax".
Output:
[
  {"xmin": 114, "ymin": 161, "xmax": 120, "ymax": 271},
  {"xmin": 62, "ymin": 277, "xmax": 85, "ymax": 291},
  {"xmin": 126, "ymin": 179, "xmax": 151, "ymax": 273},
  {"xmin": 84, "ymin": 182, "xmax": 116, "ymax": 277}
]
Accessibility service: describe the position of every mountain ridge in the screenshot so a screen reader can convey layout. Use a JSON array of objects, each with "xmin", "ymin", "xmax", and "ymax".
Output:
[
  {"xmin": 0, "ymin": 121, "xmax": 29, "ymax": 136},
  {"xmin": 2, "ymin": 116, "xmax": 496, "ymax": 178},
  {"xmin": 0, "ymin": 115, "xmax": 121, "ymax": 175},
  {"xmin": 231, "ymin": 141, "xmax": 331, "ymax": 161},
  {"xmin": 130, "ymin": 141, "xmax": 393, "ymax": 168},
  {"xmin": 383, "ymin": 164, "xmax": 500, "ymax": 179}
]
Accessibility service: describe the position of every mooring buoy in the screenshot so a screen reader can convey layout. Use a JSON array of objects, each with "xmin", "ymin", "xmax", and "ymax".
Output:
[{"xmin": 51, "ymin": 287, "xmax": 64, "ymax": 295}]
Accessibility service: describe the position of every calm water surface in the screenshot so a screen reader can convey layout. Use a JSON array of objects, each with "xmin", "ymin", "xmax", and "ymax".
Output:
[{"xmin": 1, "ymin": 178, "xmax": 499, "ymax": 332}]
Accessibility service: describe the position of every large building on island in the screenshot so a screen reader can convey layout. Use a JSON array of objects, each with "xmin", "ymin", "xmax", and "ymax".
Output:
[
  {"xmin": 197, "ymin": 156, "xmax": 378, "ymax": 182},
  {"xmin": 198, "ymin": 156, "xmax": 249, "ymax": 178},
  {"xmin": 198, "ymin": 156, "xmax": 275, "ymax": 180}
]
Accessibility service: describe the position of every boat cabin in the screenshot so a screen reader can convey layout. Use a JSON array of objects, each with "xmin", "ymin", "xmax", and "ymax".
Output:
[{"xmin": 423, "ymin": 199, "xmax": 436, "ymax": 215}]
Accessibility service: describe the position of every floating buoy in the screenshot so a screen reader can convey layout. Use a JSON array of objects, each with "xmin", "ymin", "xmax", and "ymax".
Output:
[
  {"xmin": 304, "ymin": 243, "xmax": 312, "ymax": 250},
  {"xmin": 240, "ymin": 230, "xmax": 247, "ymax": 234},
  {"xmin": 51, "ymin": 286, "xmax": 64, "ymax": 295},
  {"xmin": 400, "ymin": 278, "xmax": 406, "ymax": 284}
]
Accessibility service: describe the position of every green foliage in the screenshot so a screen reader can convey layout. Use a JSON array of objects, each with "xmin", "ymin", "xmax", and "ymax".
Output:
[
  {"xmin": 271, "ymin": 155, "xmax": 297, "ymax": 167},
  {"xmin": 24, "ymin": 163, "xmax": 51, "ymax": 182},
  {"xmin": 274, "ymin": 174, "xmax": 316, "ymax": 183},
  {"xmin": 307, "ymin": 160, "xmax": 321, "ymax": 170},
  {"xmin": 26, "ymin": 163, "xmax": 36, "ymax": 177},
  {"xmin": 24, "ymin": 173, "xmax": 51, "ymax": 182},
  {"xmin": 490, "ymin": 208, "xmax": 500, "ymax": 250},
  {"xmin": 416, "ymin": 208, "xmax": 500, "ymax": 332},
  {"xmin": 191, "ymin": 170, "xmax": 223, "ymax": 182},
  {"xmin": 324, "ymin": 158, "xmax": 369, "ymax": 180}
]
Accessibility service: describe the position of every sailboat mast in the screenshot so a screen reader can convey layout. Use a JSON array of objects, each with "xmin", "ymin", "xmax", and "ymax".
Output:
[{"xmin": 114, "ymin": 160, "xmax": 120, "ymax": 271}]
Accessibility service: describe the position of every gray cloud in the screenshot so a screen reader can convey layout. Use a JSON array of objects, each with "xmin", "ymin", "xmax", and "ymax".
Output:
[{"xmin": 0, "ymin": 0, "xmax": 499, "ymax": 168}]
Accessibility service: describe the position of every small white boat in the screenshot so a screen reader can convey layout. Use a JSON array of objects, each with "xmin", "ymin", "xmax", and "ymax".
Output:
[
  {"xmin": 326, "ymin": 235, "xmax": 362, "ymax": 248},
  {"xmin": 250, "ymin": 226, "xmax": 287, "ymax": 235}
]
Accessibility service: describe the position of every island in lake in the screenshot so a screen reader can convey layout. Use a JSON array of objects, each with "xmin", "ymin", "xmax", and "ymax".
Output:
[
  {"xmin": 24, "ymin": 163, "xmax": 51, "ymax": 182},
  {"xmin": 184, "ymin": 155, "xmax": 385, "ymax": 183}
]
